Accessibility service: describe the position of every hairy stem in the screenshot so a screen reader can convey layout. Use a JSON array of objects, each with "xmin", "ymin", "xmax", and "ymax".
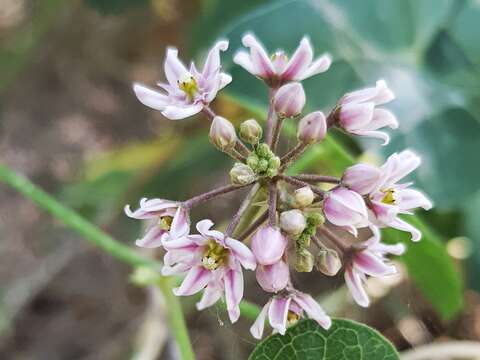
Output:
[
  {"xmin": 226, "ymin": 183, "xmax": 261, "ymax": 237},
  {"xmin": 271, "ymin": 116, "xmax": 285, "ymax": 152},
  {"xmin": 292, "ymin": 174, "xmax": 341, "ymax": 184},
  {"xmin": 184, "ymin": 183, "xmax": 252, "ymax": 209},
  {"xmin": 265, "ymin": 88, "xmax": 278, "ymax": 145},
  {"xmin": 236, "ymin": 140, "xmax": 251, "ymax": 157},
  {"xmin": 202, "ymin": 105, "xmax": 216, "ymax": 121},
  {"xmin": 279, "ymin": 142, "xmax": 308, "ymax": 171},
  {"xmin": 276, "ymin": 174, "xmax": 325, "ymax": 198},
  {"xmin": 318, "ymin": 226, "xmax": 349, "ymax": 252},
  {"xmin": 237, "ymin": 211, "xmax": 268, "ymax": 241},
  {"xmin": 228, "ymin": 148, "xmax": 247, "ymax": 163},
  {"xmin": 268, "ymin": 181, "xmax": 278, "ymax": 226}
]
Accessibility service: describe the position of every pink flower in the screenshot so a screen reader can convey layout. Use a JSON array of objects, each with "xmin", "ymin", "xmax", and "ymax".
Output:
[
  {"xmin": 251, "ymin": 226, "xmax": 288, "ymax": 265},
  {"xmin": 345, "ymin": 234, "xmax": 405, "ymax": 307},
  {"xmin": 162, "ymin": 219, "xmax": 256, "ymax": 323},
  {"xmin": 125, "ymin": 198, "xmax": 189, "ymax": 248},
  {"xmin": 256, "ymin": 260, "xmax": 289, "ymax": 293},
  {"xmin": 323, "ymin": 187, "xmax": 369, "ymax": 236},
  {"xmin": 273, "ymin": 82, "xmax": 306, "ymax": 117},
  {"xmin": 338, "ymin": 80, "xmax": 398, "ymax": 145},
  {"xmin": 234, "ymin": 33, "xmax": 331, "ymax": 87},
  {"xmin": 133, "ymin": 41, "xmax": 231, "ymax": 120},
  {"xmin": 250, "ymin": 290, "xmax": 331, "ymax": 339},
  {"xmin": 343, "ymin": 150, "xmax": 433, "ymax": 241}
]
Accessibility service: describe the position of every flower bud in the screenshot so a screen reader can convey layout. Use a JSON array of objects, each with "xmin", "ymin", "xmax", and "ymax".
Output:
[
  {"xmin": 209, "ymin": 116, "xmax": 237, "ymax": 151},
  {"xmin": 294, "ymin": 186, "xmax": 315, "ymax": 208},
  {"xmin": 251, "ymin": 226, "xmax": 288, "ymax": 265},
  {"xmin": 256, "ymin": 143, "xmax": 272, "ymax": 158},
  {"xmin": 246, "ymin": 154, "xmax": 259, "ymax": 169},
  {"xmin": 294, "ymin": 248, "xmax": 314, "ymax": 272},
  {"xmin": 273, "ymin": 82, "xmax": 306, "ymax": 117},
  {"xmin": 280, "ymin": 209, "xmax": 307, "ymax": 236},
  {"xmin": 239, "ymin": 119, "xmax": 262, "ymax": 144},
  {"xmin": 315, "ymin": 249, "xmax": 342, "ymax": 276},
  {"xmin": 230, "ymin": 163, "xmax": 256, "ymax": 185},
  {"xmin": 268, "ymin": 156, "xmax": 281, "ymax": 170},
  {"xmin": 297, "ymin": 111, "xmax": 327, "ymax": 143},
  {"xmin": 258, "ymin": 158, "xmax": 269, "ymax": 172},
  {"xmin": 256, "ymin": 260, "xmax": 289, "ymax": 293}
]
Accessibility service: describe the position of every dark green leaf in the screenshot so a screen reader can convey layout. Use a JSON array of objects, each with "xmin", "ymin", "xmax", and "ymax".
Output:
[{"xmin": 249, "ymin": 319, "xmax": 399, "ymax": 360}]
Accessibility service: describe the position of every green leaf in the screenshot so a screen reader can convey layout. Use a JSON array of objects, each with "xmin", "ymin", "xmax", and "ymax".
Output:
[
  {"xmin": 83, "ymin": 0, "xmax": 148, "ymax": 15},
  {"xmin": 249, "ymin": 319, "xmax": 399, "ymax": 360}
]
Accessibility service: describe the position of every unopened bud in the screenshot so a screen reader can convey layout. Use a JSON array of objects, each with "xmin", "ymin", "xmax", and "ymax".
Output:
[
  {"xmin": 247, "ymin": 154, "xmax": 259, "ymax": 169},
  {"xmin": 209, "ymin": 116, "xmax": 237, "ymax": 151},
  {"xmin": 258, "ymin": 158, "xmax": 269, "ymax": 172},
  {"xmin": 315, "ymin": 249, "xmax": 342, "ymax": 276},
  {"xmin": 230, "ymin": 163, "xmax": 256, "ymax": 185},
  {"xmin": 307, "ymin": 212, "xmax": 325, "ymax": 227},
  {"xmin": 294, "ymin": 248, "xmax": 314, "ymax": 272},
  {"xmin": 256, "ymin": 260, "xmax": 289, "ymax": 293},
  {"xmin": 298, "ymin": 111, "xmax": 327, "ymax": 143},
  {"xmin": 280, "ymin": 209, "xmax": 307, "ymax": 235},
  {"xmin": 273, "ymin": 82, "xmax": 306, "ymax": 117},
  {"xmin": 239, "ymin": 119, "xmax": 262, "ymax": 144},
  {"xmin": 256, "ymin": 143, "xmax": 272, "ymax": 158},
  {"xmin": 294, "ymin": 186, "xmax": 315, "ymax": 208},
  {"xmin": 268, "ymin": 156, "xmax": 281, "ymax": 169}
]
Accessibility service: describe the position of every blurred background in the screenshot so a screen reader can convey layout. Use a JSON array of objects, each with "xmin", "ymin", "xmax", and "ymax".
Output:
[{"xmin": 1, "ymin": 0, "xmax": 480, "ymax": 359}]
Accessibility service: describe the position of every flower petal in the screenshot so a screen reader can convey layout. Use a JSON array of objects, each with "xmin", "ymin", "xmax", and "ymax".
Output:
[
  {"xmin": 353, "ymin": 251, "xmax": 396, "ymax": 277},
  {"xmin": 293, "ymin": 293, "xmax": 331, "ymax": 330},
  {"xmin": 250, "ymin": 301, "xmax": 270, "ymax": 339},
  {"xmin": 161, "ymin": 104, "xmax": 203, "ymax": 120},
  {"xmin": 135, "ymin": 225, "xmax": 167, "ymax": 248},
  {"xmin": 268, "ymin": 296, "xmax": 291, "ymax": 335},
  {"xmin": 297, "ymin": 53, "xmax": 332, "ymax": 80},
  {"xmin": 345, "ymin": 267, "xmax": 370, "ymax": 307},
  {"xmin": 132, "ymin": 83, "xmax": 169, "ymax": 111},
  {"xmin": 224, "ymin": 269, "xmax": 244, "ymax": 323},
  {"xmin": 389, "ymin": 217, "xmax": 422, "ymax": 241},
  {"xmin": 173, "ymin": 266, "xmax": 212, "ymax": 296},
  {"xmin": 225, "ymin": 237, "xmax": 257, "ymax": 270},
  {"xmin": 241, "ymin": 33, "xmax": 275, "ymax": 78},
  {"xmin": 164, "ymin": 47, "xmax": 190, "ymax": 85},
  {"xmin": 281, "ymin": 37, "xmax": 313, "ymax": 81},
  {"xmin": 170, "ymin": 207, "xmax": 190, "ymax": 239},
  {"xmin": 201, "ymin": 40, "xmax": 229, "ymax": 79},
  {"xmin": 398, "ymin": 189, "xmax": 433, "ymax": 211},
  {"xmin": 339, "ymin": 102, "xmax": 375, "ymax": 131},
  {"xmin": 196, "ymin": 282, "xmax": 223, "ymax": 310}
]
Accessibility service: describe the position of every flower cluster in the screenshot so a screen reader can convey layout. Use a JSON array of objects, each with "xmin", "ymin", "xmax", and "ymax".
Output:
[{"xmin": 127, "ymin": 33, "xmax": 432, "ymax": 339}]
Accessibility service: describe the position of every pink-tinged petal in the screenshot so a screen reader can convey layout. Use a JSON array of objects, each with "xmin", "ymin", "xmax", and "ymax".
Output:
[
  {"xmin": 164, "ymin": 47, "xmax": 190, "ymax": 85},
  {"xmin": 383, "ymin": 150, "xmax": 421, "ymax": 185},
  {"xmin": 256, "ymin": 261, "xmax": 289, "ymax": 293},
  {"xmin": 345, "ymin": 267, "xmax": 370, "ymax": 307},
  {"xmin": 389, "ymin": 217, "xmax": 422, "ymax": 242},
  {"xmin": 351, "ymin": 129, "xmax": 390, "ymax": 145},
  {"xmin": 370, "ymin": 242, "xmax": 406, "ymax": 256},
  {"xmin": 241, "ymin": 33, "xmax": 275, "ymax": 78},
  {"xmin": 196, "ymin": 282, "xmax": 223, "ymax": 310},
  {"xmin": 233, "ymin": 51, "xmax": 256, "ymax": 74},
  {"xmin": 251, "ymin": 226, "xmax": 288, "ymax": 266},
  {"xmin": 201, "ymin": 40, "xmax": 229, "ymax": 79},
  {"xmin": 225, "ymin": 237, "xmax": 256, "ymax": 270},
  {"xmin": 342, "ymin": 163, "xmax": 382, "ymax": 195},
  {"xmin": 293, "ymin": 293, "xmax": 331, "ymax": 330},
  {"xmin": 219, "ymin": 73, "xmax": 232, "ymax": 89},
  {"xmin": 173, "ymin": 266, "xmax": 212, "ymax": 296},
  {"xmin": 161, "ymin": 262, "xmax": 192, "ymax": 276},
  {"xmin": 135, "ymin": 226, "xmax": 167, "ymax": 248},
  {"xmin": 133, "ymin": 83, "xmax": 169, "ymax": 111},
  {"xmin": 162, "ymin": 236, "xmax": 196, "ymax": 250},
  {"xmin": 169, "ymin": 207, "xmax": 190, "ymax": 239},
  {"xmin": 224, "ymin": 269, "xmax": 244, "ymax": 323},
  {"xmin": 364, "ymin": 109, "xmax": 398, "ymax": 130},
  {"xmin": 281, "ymin": 37, "xmax": 313, "ymax": 81},
  {"xmin": 271, "ymin": 51, "xmax": 288, "ymax": 74},
  {"xmin": 186, "ymin": 234, "xmax": 209, "ymax": 246},
  {"xmin": 196, "ymin": 219, "xmax": 214, "ymax": 237},
  {"xmin": 268, "ymin": 296, "xmax": 291, "ymax": 335},
  {"xmin": 139, "ymin": 198, "xmax": 179, "ymax": 212},
  {"xmin": 323, "ymin": 188, "xmax": 369, "ymax": 229},
  {"xmin": 398, "ymin": 189, "xmax": 433, "ymax": 211},
  {"xmin": 353, "ymin": 251, "xmax": 396, "ymax": 277},
  {"xmin": 369, "ymin": 200, "xmax": 398, "ymax": 224},
  {"xmin": 161, "ymin": 104, "xmax": 203, "ymax": 120},
  {"xmin": 340, "ymin": 80, "xmax": 394, "ymax": 106},
  {"xmin": 371, "ymin": 80, "xmax": 395, "ymax": 105},
  {"xmin": 297, "ymin": 53, "xmax": 332, "ymax": 80},
  {"xmin": 163, "ymin": 246, "xmax": 198, "ymax": 266},
  {"xmin": 339, "ymin": 102, "xmax": 375, "ymax": 130},
  {"xmin": 250, "ymin": 301, "xmax": 270, "ymax": 339}
]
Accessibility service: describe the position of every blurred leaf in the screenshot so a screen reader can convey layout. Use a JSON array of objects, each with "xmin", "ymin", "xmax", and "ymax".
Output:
[
  {"xmin": 83, "ymin": 0, "xmax": 149, "ymax": 15},
  {"xmin": 463, "ymin": 191, "xmax": 480, "ymax": 292},
  {"xmin": 249, "ymin": 319, "xmax": 399, "ymax": 360}
]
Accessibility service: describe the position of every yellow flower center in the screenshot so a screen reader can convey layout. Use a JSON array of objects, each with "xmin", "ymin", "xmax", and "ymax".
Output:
[
  {"xmin": 287, "ymin": 310, "xmax": 300, "ymax": 326},
  {"xmin": 202, "ymin": 239, "xmax": 229, "ymax": 270},
  {"xmin": 381, "ymin": 189, "xmax": 398, "ymax": 205},
  {"xmin": 271, "ymin": 52, "xmax": 288, "ymax": 62},
  {"xmin": 158, "ymin": 216, "xmax": 173, "ymax": 230},
  {"xmin": 177, "ymin": 74, "xmax": 198, "ymax": 100}
]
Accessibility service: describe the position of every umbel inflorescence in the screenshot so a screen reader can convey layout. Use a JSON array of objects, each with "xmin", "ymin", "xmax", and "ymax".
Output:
[{"xmin": 126, "ymin": 34, "xmax": 432, "ymax": 339}]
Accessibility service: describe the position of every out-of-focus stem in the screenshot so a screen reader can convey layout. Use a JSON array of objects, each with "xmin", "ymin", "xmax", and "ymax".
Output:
[
  {"xmin": 276, "ymin": 174, "xmax": 325, "ymax": 198},
  {"xmin": 271, "ymin": 116, "xmax": 285, "ymax": 152},
  {"xmin": 292, "ymin": 174, "xmax": 341, "ymax": 184},
  {"xmin": 237, "ymin": 211, "xmax": 268, "ymax": 241},
  {"xmin": 236, "ymin": 140, "xmax": 251, "ymax": 157},
  {"xmin": 268, "ymin": 181, "xmax": 278, "ymax": 226},
  {"xmin": 265, "ymin": 88, "xmax": 278, "ymax": 145},
  {"xmin": 202, "ymin": 105, "xmax": 216, "ymax": 121},
  {"xmin": 184, "ymin": 183, "xmax": 252, "ymax": 209},
  {"xmin": 279, "ymin": 142, "xmax": 308, "ymax": 171},
  {"xmin": 318, "ymin": 226, "xmax": 348, "ymax": 252},
  {"xmin": 226, "ymin": 183, "xmax": 260, "ymax": 237}
]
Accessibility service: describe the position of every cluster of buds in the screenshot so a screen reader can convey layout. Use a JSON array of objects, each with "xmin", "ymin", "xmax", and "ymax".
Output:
[{"xmin": 127, "ymin": 33, "xmax": 432, "ymax": 339}]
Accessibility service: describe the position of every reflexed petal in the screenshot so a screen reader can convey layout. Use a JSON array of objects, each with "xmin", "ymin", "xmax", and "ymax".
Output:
[
  {"xmin": 353, "ymin": 251, "xmax": 396, "ymax": 276},
  {"xmin": 219, "ymin": 73, "xmax": 232, "ymax": 89},
  {"xmin": 351, "ymin": 129, "xmax": 390, "ymax": 145},
  {"xmin": 170, "ymin": 207, "xmax": 190, "ymax": 239},
  {"xmin": 370, "ymin": 200, "xmax": 398, "ymax": 223},
  {"xmin": 135, "ymin": 226, "xmax": 167, "ymax": 248},
  {"xmin": 233, "ymin": 51, "xmax": 256, "ymax": 74},
  {"xmin": 133, "ymin": 83, "xmax": 169, "ymax": 111},
  {"xmin": 161, "ymin": 262, "xmax": 191, "ymax": 276},
  {"xmin": 398, "ymin": 189, "xmax": 433, "ymax": 211},
  {"xmin": 345, "ymin": 267, "xmax": 370, "ymax": 307},
  {"xmin": 342, "ymin": 163, "xmax": 382, "ymax": 195},
  {"xmin": 389, "ymin": 217, "xmax": 422, "ymax": 241},
  {"xmin": 365, "ymin": 109, "xmax": 398, "ymax": 130},
  {"xmin": 163, "ymin": 247, "xmax": 198, "ymax": 266},
  {"xmin": 384, "ymin": 150, "xmax": 421, "ymax": 185},
  {"xmin": 297, "ymin": 53, "xmax": 332, "ymax": 80},
  {"xmin": 241, "ymin": 33, "xmax": 275, "ymax": 78},
  {"xmin": 224, "ymin": 269, "xmax": 244, "ymax": 323},
  {"xmin": 250, "ymin": 301, "xmax": 270, "ymax": 339},
  {"xmin": 201, "ymin": 40, "xmax": 229, "ymax": 79},
  {"xmin": 196, "ymin": 282, "xmax": 223, "ymax": 310},
  {"xmin": 371, "ymin": 242, "xmax": 406, "ymax": 256},
  {"xmin": 164, "ymin": 47, "xmax": 190, "ymax": 85},
  {"xmin": 173, "ymin": 266, "xmax": 211, "ymax": 296},
  {"xmin": 225, "ymin": 237, "xmax": 256, "ymax": 270},
  {"xmin": 268, "ymin": 296, "xmax": 291, "ymax": 335},
  {"xmin": 161, "ymin": 104, "xmax": 203, "ymax": 120},
  {"xmin": 293, "ymin": 293, "xmax": 331, "ymax": 330},
  {"xmin": 371, "ymin": 80, "xmax": 395, "ymax": 105},
  {"xmin": 281, "ymin": 37, "xmax": 313, "ymax": 80}
]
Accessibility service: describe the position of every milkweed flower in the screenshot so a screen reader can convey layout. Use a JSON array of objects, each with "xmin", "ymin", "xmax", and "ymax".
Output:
[
  {"xmin": 250, "ymin": 290, "xmax": 331, "ymax": 339},
  {"xmin": 124, "ymin": 198, "xmax": 189, "ymax": 248},
  {"xmin": 345, "ymin": 235, "xmax": 405, "ymax": 307},
  {"xmin": 251, "ymin": 226, "xmax": 288, "ymax": 265},
  {"xmin": 337, "ymin": 80, "xmax": 398, "ymax": 145},
  {"xmin": 256, "ymin": 260, "xmax": 290, "ymax": 293},
  {"xmin": 342, "ymin": 150, "xmax": 433, "ymax": 241},
  {"xmin": 133, "ymin": 40, "xmax": 231, "ymax": 120},
  {"xmin": 323, "ymin": 187, "xmax": 369, "ymax": 236},
  {"xmin": 162, "ymin": 219, "xmax": 256, "ymax": 323},
  {"xmin": 234, "ymin": 33, "xmax": 331, "ymax": 87}
]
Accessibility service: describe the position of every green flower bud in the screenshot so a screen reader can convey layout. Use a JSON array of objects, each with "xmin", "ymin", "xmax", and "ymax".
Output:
[
  {"xmin": 256, "ymin": 143, "xmax": 272, "ymax": 158},
  {"xmin": 247, "ymin": 154, "xmax": 259, "ymax": 170},
  {"xmin": 315, "ymin": 249, "xmax": 342, "ymax": 276},
  {"xmin": 268, "ymin": 156, "xmax": 281, "ymax": 170},
  {"xmin": 294, "ymin": 248, "xmax": 314, "ymax": 272},
  {"xmin": 265, "ymin": 168, "xmax": 278, "ymax": 178},
  {"xmin": 230, "ymin": 163, "xmax": 256, "ymax": 185},
  {"xmin": 258, "ymin": 158, "xmax": 269, "ymax": 172},
  {"xmin": 239, "ymin": 119, "xmax": 262, "ymax": 144},
  {"xmin": 307, "ymin": 212, "xmax": 325, "ymax": 227}
]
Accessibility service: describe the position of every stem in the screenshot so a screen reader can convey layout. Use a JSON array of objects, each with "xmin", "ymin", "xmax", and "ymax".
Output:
[
  {"xmin": 265, "ymin": 88, "xmax": 278, "ymax": 145},
  {"xmin": 238, "ymin": 211, "xmax": 268, "ymax": 241},
  {"xmin": 157, "ymin": 277, "xmax": 196, "ymax": 360},
  {"xmin": 311, "ymin": 235, "xmax": 327, "ymax": 250},
  {"xmin": 292, "ymin": 174, "xmax": 341, "ymax": 184},
  {"xmin": 228, "ymin": 148, "xmax": 247, "ymax": 163},
  {"xmin": 236, "ymin": 140, "xmax": 251, "ymax": 157},
  {"xmin": 226, "ymin": 183, "xmax": 261, "ymax": 237},
  {"xmin": 184, "ymin": 183, "xmax": 252, "ymax": 209},
  {"xmin": 268, "ymin": 181, "xmax": 278, "ymax": 226},
  {"xmin": 202, "ymin": 106, "xmax": 216, "ymax": 121},
  {"xmin": 279, "ymin": 142, "xmax": 308, "ymax": 171},
  {"xmin": 400, "ymin": 341, "xmax": 480, "ymax": 360},
  {"xmin": 276, "ymin": 174, "xmax": 325, "ymax": 198},
  {"xmin": 318, "ymin": 226, "xmax": 348, "ymax": 252},
  {"xmin": 271, "ymin": 116, "xmax": 285, "ymax": 152}
]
